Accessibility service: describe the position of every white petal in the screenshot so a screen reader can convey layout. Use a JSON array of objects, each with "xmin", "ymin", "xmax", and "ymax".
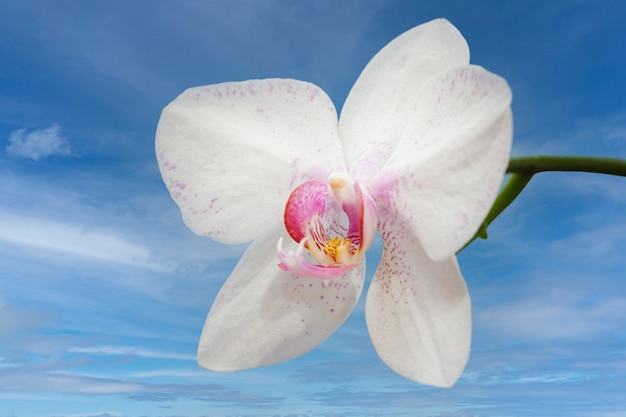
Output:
[
  {"xmin": 198, "ymin": 227, "xmax": 365, "ymax": 371},
  {"xmin": 369, "ymin": 65, "xmax": 513, "ymax": 260},
  {"xmin": 339, "ymin": 19, "xmax": 470, "ymax": 182},
  {"xmin": 156, "ymin": 79, "xmax": 346, "ymax": 244},
  {"xmin": 365, "ymin": 215, "xmax": 471, "ymax": 387}
]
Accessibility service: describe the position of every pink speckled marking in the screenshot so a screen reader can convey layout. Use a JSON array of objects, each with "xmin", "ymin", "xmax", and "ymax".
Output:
[
  {"xmin": 309, "ymin": 88, "xmax": 320, "ymax": 102},
  {"xmin": 173, "ymin": 180, "xmax": 186, "ymax": 190},
  {"xmin": 161, "ymin": 159, "xmax": 177, "ymax": 171}
]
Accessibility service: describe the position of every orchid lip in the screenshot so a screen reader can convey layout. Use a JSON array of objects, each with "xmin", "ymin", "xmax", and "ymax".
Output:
[
  {"xmin": 278, "ymin": 172, "xmax": 377, "ymax": 279},
  {"xmin": 277, "ymin": 237, "xmax": 357, "ymax": 279}
]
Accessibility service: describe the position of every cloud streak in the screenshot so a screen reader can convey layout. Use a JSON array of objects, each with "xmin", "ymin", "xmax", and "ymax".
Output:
[
  {"xmin": 0, "ymin": 368, "xmax": 283, "ymax": 407},
  {"xmin": 67, "ymin": 345, "xmax": 196, "ymax": 361},
  {"xmin": 0, "ymin": 210, "xmax": 166, "ymax": 270},
  {"xmin": 476, "ymin": 290, "xmax": 626, "ymax": 342}
]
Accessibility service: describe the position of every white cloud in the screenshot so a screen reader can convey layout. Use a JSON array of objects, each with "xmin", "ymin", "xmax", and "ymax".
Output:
[
  {"xmin": 129, "ymin": 368, "xmax": 208, "ymax": 378},
  {"xmin": 6, "ymin": 124, "xmax": 72, "ymax": 160},
  {"xmin": 461, "ymin": 369, "xmax": 594, "ymax": 386},
  {"xmin": 0, "ymin": 210, "xmax": 166, "ymax": 270},
  {"xmin": 561, "ymin": 173, "xmax": 626, "ymax": 204},
  {"xmin": 476, "ymin": 289, "xmax": 626, "ymax": 342},
  {"xmin": 0, "ymin": 372, "xmax": 147, "ymax": 394},
  {"xmin": 513, "ymin": 110, "xmax": 626, "ymax": 157},
  {"xmin": 67, "ymin": 345, "xmax": 195, "ymax": 361},
  {"xmin": 549, "ymin": 221, "xmax": 626, "ymax": 267}
]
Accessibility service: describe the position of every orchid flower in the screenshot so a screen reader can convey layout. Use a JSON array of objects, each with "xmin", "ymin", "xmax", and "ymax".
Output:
[{"xmin": 156, "ymin": 19, "xmax": 512, "ymax": 387}]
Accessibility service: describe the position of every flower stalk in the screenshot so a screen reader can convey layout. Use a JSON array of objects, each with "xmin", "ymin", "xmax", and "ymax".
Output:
[
  {"xmin": 508, "ymin": 155, "xmax": 626, "ymax": 177},
  {"xmin": 461, "ymin": 155, "xmax": 626, "ymax": 252}
]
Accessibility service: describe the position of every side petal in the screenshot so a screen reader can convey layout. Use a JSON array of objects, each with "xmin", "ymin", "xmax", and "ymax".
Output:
[
  {"xmin": 339, "ymin": 19, "xmax": 470, "ymax": 182},
  {"xmin": 369, "ymin": 65, "xmax": 513, "ymax": 261},
  {"xmin": 156, "ymin": 79, "xmax": 346, "ymax": 244},
  {"xmin": 198, "ymin": 227, "xmax": 365, "ymax": 371},
  {"xmin": 365, "ymin": 215, "xmax": 471, "ymax": 387}
]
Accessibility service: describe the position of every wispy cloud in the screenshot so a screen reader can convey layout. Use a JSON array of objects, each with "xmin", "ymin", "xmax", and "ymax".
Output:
[
  {"xmin": 67, "ymin": 345, "xmax": 195, "ymax": 361},
  {"xmin": 0, "ymin": 372, "xmax": 145, "ymax": 395},
  {"xmin": 476, "ymin": 287, "xmax": 626, "ymax": 342},
  {"xmin": 549, "ymin": 221, "xmax": 626, "ymax": 266},
  {"xmin": 512, "ymin": 110, "xmax": 626, "ymax": 157},
  {"xmin": 561, "ymin": 173, "xmax": 626, "ymax": 204},
  {"xmin": 0, "ymin": 210, "xmax": 165, "ymax": 270},
  {"xmin": 0, "ymin": 367, "xmax": 283, "ymax": 407},
  {"xmin": 5, "ymin": 124, "xmax": 72, "ymax": 161}
]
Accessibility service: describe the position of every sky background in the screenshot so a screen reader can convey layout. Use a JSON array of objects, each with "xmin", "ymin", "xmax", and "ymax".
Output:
[{"xmin": 1, "ymin": 1, "xmax": 625, "ymax": 416}]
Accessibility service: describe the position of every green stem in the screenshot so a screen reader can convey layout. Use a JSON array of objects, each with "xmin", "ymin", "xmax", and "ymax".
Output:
[
  {"xmin": 459, "ymin": 173, "xmax": 532, "ymax": 251},
  {"xmin": 507, "ymin": 155, "xmax": 626, "ymax": 177},
  {"xmin": 458, "ymin": 155, "xmax": 626, "ymax": 253}
]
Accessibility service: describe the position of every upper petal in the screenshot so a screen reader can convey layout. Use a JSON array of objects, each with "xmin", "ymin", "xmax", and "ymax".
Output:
[
  {"xmin": 156, "ymin": 79, "xmax": 346, "ymax": 244},
  {"xmin": 365, "ymin": 214, "xmax": 471, "ymax": 387},
  {"xmin": 197, "ymin": 227, "xmax": 365, "ymax": 371},
  {"xmin": 369, "ymin": 65, "xmax": 513, "ymax": 260},
  {"xmin": 339, "ymin": 19, "xmax": 470, "ymax": 182}
]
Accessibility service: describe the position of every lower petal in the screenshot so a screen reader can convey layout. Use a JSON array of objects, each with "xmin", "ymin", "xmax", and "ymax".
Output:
[
  {"xmin": 365, "ymin": 215, "xmax": 471, "ymax": 387},
  {"xmin": 198, "ymin": 227, "xmax": 366, "ymax": 371}
]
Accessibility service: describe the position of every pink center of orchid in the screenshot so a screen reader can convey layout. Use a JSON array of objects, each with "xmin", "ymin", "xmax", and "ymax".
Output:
[{"xmin": 277, "ymin": 172, "xmax": 377, "ymax": 279}]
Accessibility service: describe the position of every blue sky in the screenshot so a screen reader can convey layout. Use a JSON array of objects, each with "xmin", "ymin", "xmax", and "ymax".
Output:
[{"xmin": 1, "ymin": 1, "xmax": 625, "ymax": 416}]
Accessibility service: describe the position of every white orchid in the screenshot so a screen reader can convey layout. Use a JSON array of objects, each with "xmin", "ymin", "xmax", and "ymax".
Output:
[{"xmin": 156, "ymin": 18, "xmax": 512, "ymax": 387}]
